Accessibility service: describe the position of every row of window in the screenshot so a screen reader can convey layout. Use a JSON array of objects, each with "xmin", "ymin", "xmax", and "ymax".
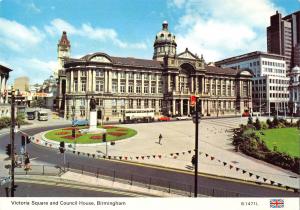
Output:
[
  {"xmin": 210, "ymin": 101, "xmax": 236, "ymax": 109},
  {"xmin": 269, "ymin": 93, "xmax": 289, "ymax": 98},
  {"xmin": 262, "ymin": 61, "xmax": 285, "ymax": 68}
]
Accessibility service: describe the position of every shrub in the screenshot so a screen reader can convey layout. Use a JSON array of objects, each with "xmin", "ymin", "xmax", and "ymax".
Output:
[
  {"xmin": 266, "ymin": 118, "xmax": 272, "ymax": 128},
  {"xmin": 254, "ymin": 118, "xmax": 261, "ymax": 130},
  {"xmin": 260, "ymin": 121, "xmax": 268, "ymax": 130},
  {"xmin": 272, "ymin": 116, "xmax": 279, "ymax": 128}
]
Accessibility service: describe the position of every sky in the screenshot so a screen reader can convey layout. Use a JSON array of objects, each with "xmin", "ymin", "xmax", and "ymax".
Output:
[{"xmin": 0, "ymin": 0, "xmax": 299, "ymax": 85}]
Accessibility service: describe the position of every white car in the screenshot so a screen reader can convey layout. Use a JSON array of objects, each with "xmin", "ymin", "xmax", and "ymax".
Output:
[{"xmin": 176, "ymin": 116, "xmax": 192, "ymax": 120}]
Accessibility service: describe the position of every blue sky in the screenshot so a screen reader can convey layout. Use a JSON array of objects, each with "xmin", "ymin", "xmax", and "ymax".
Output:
[{"xmin": 0, "ymin": 0, "xmax": 299, "ymax": 84}]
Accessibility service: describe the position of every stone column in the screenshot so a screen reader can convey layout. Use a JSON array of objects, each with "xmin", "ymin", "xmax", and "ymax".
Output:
[
  {"xmin": 92, "ymin": 70, "xmax": 96, "ymax": 92},
  {"xmin": 0, "ymin": 75, "xmax": 3, "ymax": 103},
  {"xmin": 89, "ymin": 69, "xmax": 93, "ymax": 91},
  {"xmin": 187, "ymin": 99, "xmax": 190, "ymax": 115},
  {"xmin": 180, "ymin": 99, "xmax": 183, "ymax": 115},
  {"xmin": 208, "ymin": 100, "xmax": 211, "ymax": 115},
  {"xmin": 117, "ymin": 72, "xmax": 121, "ymax": 93},
  {"xmin": 201, "ymin": 77, "xmax": 205, "ymax": 94},
  {"xmin": 133, "ymin": 73, "xmax": 136, "ymax": 93},
  {"xmin": 78, "ymin": 70, "xmax": 81, "ymax": 92},
  {"xmin": 70, "ymin": 70, "xmax": 74, "ymax": 93},
  {"xmin": 167, "ymin": 75, "xmax": 171, "ymax": 92},
  {"xmin": 220, "ymin": 79, "xmax": 223, "ymax": 96},
  {"xmin": 210, "ymin": 79, "xmax": 212, "ymax": 95},
  {"xmin": 149, "ymin": 76, "xmax": 152, "ymax": 94},
  {"xmin": 175, "ymin": 75, "xmax": 179, "ymax": 92},
  {"xmin": 104, "ymin": 70, "xmax": 108, "ymax": 92},
  {"xmin": 156, "ymin": 74, "xmax": 159, "ymax": 94},
  {"xmin": 125, "ymin": 72, "xmax": 129, "ymax": 93},
  {"xmin": 231, "ymin": 80, "xmax": 234, "ymax": 96},
  {"xmin": 172, "ymin": 99, "xmax": 176, "ymax": 115},
  {"xmin": 108, "ymin": 70, "xmax": 112, "ymax": 92},
  {"xmin": 215, "ymin": 79, "xmax": 218, "ymax": 96},
  {"xmin": 195, "ymin": 76, "xmax": 198, "ymax": 94},
  {"xmin": 141, "ymin": 74, "xmax": 144, "ymax": 93}
]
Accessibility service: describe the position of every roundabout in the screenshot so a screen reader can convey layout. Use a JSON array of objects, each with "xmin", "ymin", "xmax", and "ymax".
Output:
[{"xmin": 43, "ymin": 125, "xmax": 137, "ymax": 144}]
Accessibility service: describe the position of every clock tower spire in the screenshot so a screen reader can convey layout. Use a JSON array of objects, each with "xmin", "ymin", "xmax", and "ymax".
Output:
[{"xmin": 57, "ymin": 31, "xmax": 71, "ymax": 73}]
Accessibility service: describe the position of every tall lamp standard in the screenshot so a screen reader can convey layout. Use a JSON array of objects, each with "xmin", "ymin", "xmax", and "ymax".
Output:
[{"xmin": 71, "ymin": 99, "xmax": 76, "ymax": 150}]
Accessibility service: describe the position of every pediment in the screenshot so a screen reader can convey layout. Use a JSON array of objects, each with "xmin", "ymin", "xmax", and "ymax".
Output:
[
  {"xmin": 90, "ymin": 55, "xmax": 111, "ymax": 63},
  {"xmin": 177, "ymin": 48, "xmax": 199, "ymax": 60}
]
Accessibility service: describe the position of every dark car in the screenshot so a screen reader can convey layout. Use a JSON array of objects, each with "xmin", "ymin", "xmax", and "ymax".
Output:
[{"xmin": 72, "ymin": 119, "xmax": 89, "ymax": 126}]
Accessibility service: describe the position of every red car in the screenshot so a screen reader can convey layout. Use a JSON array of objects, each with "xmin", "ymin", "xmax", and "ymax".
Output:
[{"xmin": 158, "ymin": 116, "xmax": 171, "ymax": 121}]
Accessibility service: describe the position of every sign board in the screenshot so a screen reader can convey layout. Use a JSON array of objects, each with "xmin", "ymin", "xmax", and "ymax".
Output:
[{"xmin": 192, "ymin": 114, "xmax": 201, "ymax": 124}]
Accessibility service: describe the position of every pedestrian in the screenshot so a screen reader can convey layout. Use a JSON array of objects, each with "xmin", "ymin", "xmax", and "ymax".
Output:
[{"xmin": 158, "ymin": 134, "xmax": 162, "ymax": 144}]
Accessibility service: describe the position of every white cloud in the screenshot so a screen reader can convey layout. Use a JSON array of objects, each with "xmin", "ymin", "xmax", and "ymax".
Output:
[
  {"xmin": 44, "ymin": 18, "xmax": 147, "ymax": 50},
  {"xmin": 169, "ymin": 0, "xmax": 281, "ymax": 61},
  {"xmin": 4, "ymin": 57, "xmax": 57, "ymax": 84},
  {"xmin": 28, "ymin": 2, "xmax": 41, "ymax": 13},
  {"xmin": 0, "ymin": 18, "xmax": 44, "ymax": 52}
]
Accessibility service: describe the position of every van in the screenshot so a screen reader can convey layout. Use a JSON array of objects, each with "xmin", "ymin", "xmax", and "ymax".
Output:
[{"xmin": 38, "ymin": 111, "xmax": 48, "ymax": 121}]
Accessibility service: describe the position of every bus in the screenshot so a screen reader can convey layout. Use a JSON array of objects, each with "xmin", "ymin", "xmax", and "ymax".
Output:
[
  {"xmin": 123, "ymin": 109, "xmax": 155, "ymax": 123},
  {"xmin": 26, "ymin": 110, "xmax": 36, "ymax": 120},
  {"xmin": 38, "ymin": 111, "xmax": 48, "ymax": 121}
]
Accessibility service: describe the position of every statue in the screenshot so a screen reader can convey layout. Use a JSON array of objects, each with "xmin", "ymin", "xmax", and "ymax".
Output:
[{"xmin": 89, "ymin": 96, "xmax": 96, "ymax": 111}]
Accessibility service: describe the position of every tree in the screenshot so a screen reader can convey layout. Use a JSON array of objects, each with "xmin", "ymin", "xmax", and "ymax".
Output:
[
  {"xmin": 254, "ymin": 118, "xmax": 261, "ymax": 130},
  {"xmin": 30, "ymin": 97, "xmax": 45, "ymax": 108},
  {"xmin": 266, "ymin": 118, "xmax": 272, "ymax": 128}
]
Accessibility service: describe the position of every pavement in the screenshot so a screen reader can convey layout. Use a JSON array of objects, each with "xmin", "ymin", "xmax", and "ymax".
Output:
[{"xmin": 33, "ymin": 116, "xmax": 300, "ymax": 190}]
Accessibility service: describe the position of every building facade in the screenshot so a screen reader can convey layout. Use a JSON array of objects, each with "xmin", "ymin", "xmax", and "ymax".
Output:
[
  {"xmin": 289, "ymin": 66, "xmax": 300, "ymax": 116},
  {"xmin": 0, "ymin": 64, "xmax": 11, "ymax": 118},
  {"xmin": 57, "ymin": 22, "xmax": 253, "ymax": 121},
  {"xmin": 267, "ymin": 10, "xmax": 300, "ymax": 71},
  {"xmin": 216, "ymin": 51, "xmax": 289, "ymax": 115}
]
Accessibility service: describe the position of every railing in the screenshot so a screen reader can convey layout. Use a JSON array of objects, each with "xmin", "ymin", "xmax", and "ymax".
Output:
[
  {"xmin": 11, "ymin": 163, "xmax": 249, "ymax": 197},
  {"xmin": 65, "ymin": 162, "xmax": 248, "ymax": 197}
]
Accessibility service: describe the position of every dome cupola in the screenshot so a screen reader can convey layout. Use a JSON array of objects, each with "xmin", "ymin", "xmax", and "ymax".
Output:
[{"xmin": 153, "ymin": 21, "xmax": 177, "ymax": 61}]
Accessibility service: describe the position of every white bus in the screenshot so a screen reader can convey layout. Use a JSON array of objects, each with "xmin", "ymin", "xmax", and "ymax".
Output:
[
  {"xmin": 38, "ymin": 111, "xmax": 48, "ymax": 121},
  {"xmin": 123, "ymin": 109, "xmax": 155, "ymax": 123}
]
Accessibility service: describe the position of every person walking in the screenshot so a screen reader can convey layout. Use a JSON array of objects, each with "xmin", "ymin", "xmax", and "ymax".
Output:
[{"xmin": 158, "ymin": 134, "xmax": 162, "ymax": 145}]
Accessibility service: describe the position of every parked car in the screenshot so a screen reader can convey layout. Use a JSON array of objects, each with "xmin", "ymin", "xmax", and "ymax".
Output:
[
  {"xmin": 72, "ymin": 119, "xmax": 89, "ymax": 126},
  {"xmin": 242, "ymin": 110, "xmax": 250, "ymax": 117},
  {"xmin": 158, "ymin": 116, "xmax": 171, "ymax": 121},
  {"xmin": 176, "ymin": 116, "xmax": 192, "ymax": 120}
]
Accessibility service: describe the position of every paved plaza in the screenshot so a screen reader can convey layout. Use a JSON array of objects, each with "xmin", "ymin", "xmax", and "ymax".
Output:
[{"xmin": 36, "ymin": 117, "xmax": 300, "ymax": 189}]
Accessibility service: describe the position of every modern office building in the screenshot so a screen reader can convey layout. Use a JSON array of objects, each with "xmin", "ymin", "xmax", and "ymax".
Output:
[
  {"xmin": 267, "ymin": 10, "xmax": 300, "ymax": 71},
  {"xmin": 0, "ymin": 64, "xmax": 12, "ymax": 117},
  {"xmin": 289, "ymin": 65, "xmax": 300, "ymax": 116},
  {"xmin": 14, "ymin": 76, "xmax": 30, "ymax": 92},
  {"xmin": 56, "ymin": 22, "xmax": 253, "ymax": 121},
  {"xmin": 216, "ymin": 51, "xmax": 289, "ymax": 115}
]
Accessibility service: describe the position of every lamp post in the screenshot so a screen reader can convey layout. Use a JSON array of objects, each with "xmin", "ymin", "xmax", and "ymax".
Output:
[
  {"xmin": 71, "ymin": 102, "xmax": 76, "ymax": 150},
  {"xmin": 85, "ymin": 93, "xmax": 88, "ymax": 121}
]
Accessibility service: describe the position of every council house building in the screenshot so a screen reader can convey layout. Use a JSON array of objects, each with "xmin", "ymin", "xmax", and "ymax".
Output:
[{"xmin": 56, "ymin": 22, "xmax": 253, "ymax": 121}]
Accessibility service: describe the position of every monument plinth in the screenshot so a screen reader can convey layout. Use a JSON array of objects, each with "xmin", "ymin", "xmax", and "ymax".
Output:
[{"xmin": 80, "ymin": 96, "xmax": 106, "ymax": 134}]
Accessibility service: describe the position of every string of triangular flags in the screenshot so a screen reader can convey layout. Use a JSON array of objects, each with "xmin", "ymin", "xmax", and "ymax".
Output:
[{"xmin": 71, "ymin": 149, "xmax": 297, "ymax": 192}]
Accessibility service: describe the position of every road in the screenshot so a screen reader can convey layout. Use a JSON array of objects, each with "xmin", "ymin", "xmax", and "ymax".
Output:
[{"xmin": 0, "ymin": 125, "xmax": 299, "ymax": 197}]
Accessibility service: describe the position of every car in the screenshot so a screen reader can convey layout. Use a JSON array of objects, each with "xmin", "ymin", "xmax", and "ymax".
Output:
[
  {"xmin": 158, "ymin": 116, "xmax": 171, "ymax": 121},
  {"xmin": 72, "ymin": 119, "xmax": 89, "ymax": 126},
  {"xmin": 176, "ymin": 116, "xmax": 192, "ymax": 120}
]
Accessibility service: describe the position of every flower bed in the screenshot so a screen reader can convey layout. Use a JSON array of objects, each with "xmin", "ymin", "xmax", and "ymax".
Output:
[
  {"xmin": 55, "ymin": 131, "xmax": 69, "ymax": 135},
  {"xmin": 116, "ymin": 128, "xmax": 128, "ymax": 131},
  {"xmin": 108, "ymin": 132, "xmax": 126, "ymax": 137},
  {"xmin": 62, "ymin": 127, "xmax": 80, "ymax": 131},
  {"xmin": 62, "ymin": 134, "xmax": 83, "ymax": 139},
  {"xmin": 103, "ymin": 125, "xmax": 117, "ymax": 129},
  {"xmin": 90, "ymin": 135, "xmax": 102, "ymax": 140}
]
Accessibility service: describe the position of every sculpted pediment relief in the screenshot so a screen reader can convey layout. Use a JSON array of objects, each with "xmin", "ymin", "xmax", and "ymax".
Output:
[{"xmin": 90, "ymin": 56, "xmax": 111, "ymax": 63}]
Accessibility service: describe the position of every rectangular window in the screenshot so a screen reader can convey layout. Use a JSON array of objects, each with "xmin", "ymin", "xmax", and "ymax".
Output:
[
  {"xmin": 81, "ymin": 81, "xmax": 86, "ymax": 92},
  {"xmin": 112, "ymin": 81, "xmax": 118, "ymax": 93},
  {"xmin": 151, "ymin": 99, "xmax": 156, "ymax": 108},
  {"xmin": 74, "ymin": 79, "xmax": 78, "ymax": 92},
  {"xmin": 95, "ymin": 79, "xmax": 104, "ymax": 92},
  {"xmin": 120, "ymin": 72, "xmax": 126, "ymax": 79},
  {"xmin": 144, "ymin": 74, "xmax": 149, "ymax": 81},
  {"xmin": 128, "ymin": 83, "xmax": 134, "ymax": 93},
  {"xmin": 144, "ymin": 99, "xmax": 149, "ymax": 108},
  {"xmin": 95, "ymin": 70, "xmax": 104, "ymax": 77},
  {"xmin": 129, "ymin": 99, "xmax": 133, "ymax": 108},
  {"xmin": 136, "ymin": 83, "xmax": 142, "ymax": 93},
  {"xmin": 136, "ymin": 73, "xmax": 142, "ymax": 80},
  {"xmin": 128, "ymin": 73, "xmax": 134, "ymax": 80},
  {"xmin": 81, "ymin": 71, "xmax": 87, "ymax": 77},
  {"xmin": 151, "ymin": 86, "xmax": 156, "ymax": 94},
  {"xmin": 120, "ymin": 82, "xmax": 125, "ymax": 93},
  {"xmin": 137, "ymin": 99, "xmax": 141, "ymax": 108},
  {"xmin": 144, "ymin": 83, "xmax": 149, "ymax": 93},
  {"xmin": 112, "ymin": 72, "xmax": 118, "ymax": 79}
]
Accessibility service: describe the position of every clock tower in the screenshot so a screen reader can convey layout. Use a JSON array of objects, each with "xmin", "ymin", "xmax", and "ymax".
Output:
[{"xmin": 57, "ymin": 31, "xmax": 71, "ymax": 73}]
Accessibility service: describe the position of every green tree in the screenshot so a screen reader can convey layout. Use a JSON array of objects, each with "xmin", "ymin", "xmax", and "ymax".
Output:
[
  {"xmin": 266, "ymin": 118, "xmax": 272, "ymax": 128},
  {"xmin": 31, "ymin": 97, "xmax": 45, "ymax": 108}
]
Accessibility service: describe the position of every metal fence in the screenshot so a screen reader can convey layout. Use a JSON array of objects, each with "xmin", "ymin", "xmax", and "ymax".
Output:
[
  {"xmin": 13, "ymin": 165, "xmax": 63, "ymax": 176},
  {"xmin": 65, "ymin": 162, "xmax": 247, "ymax": 197}
]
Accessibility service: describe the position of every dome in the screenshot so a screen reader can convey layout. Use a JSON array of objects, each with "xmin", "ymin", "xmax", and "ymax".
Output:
[
  {"xmin": 292, "ymin": 65, "xmax": 300, "ymax": 73},
  {"xmin": 154, "ymin": 21, "xmax": 176, "ymax": 46}
]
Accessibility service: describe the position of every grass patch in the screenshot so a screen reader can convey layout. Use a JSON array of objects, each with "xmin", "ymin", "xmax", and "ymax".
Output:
[
  {"xmin": 44, "ymin": 126, "xmax": 137, "ymax": 144},
  {"xmin": 256, "ymin": 128, "xmax": 300, "ymax": 157}
]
